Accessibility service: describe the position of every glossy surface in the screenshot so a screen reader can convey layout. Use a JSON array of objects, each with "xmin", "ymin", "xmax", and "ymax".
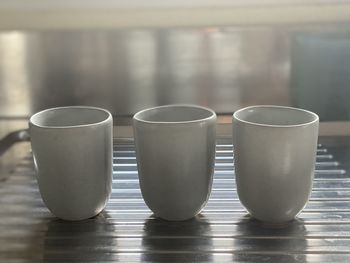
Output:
[
  {"xmin": 133, "ymin": 105, "xmax": 217, "ymax": 221},
  {"xmin": 0, "ymin": 27, "xmax": 349, "ymax": 122},
  {"xmin": 0, "ymin": 138, "xmax": 350, "ymax": 262},
  {"xmin": 0, "ymin": 28, "xmax": 286, "ymax": 117},
  {"xmin": 233, "ymin": 106, "xmax": 319, "ymax": 223},
  {"xmin": 29, "ymin": 106, "xmax": 113, "ymax": 220}
]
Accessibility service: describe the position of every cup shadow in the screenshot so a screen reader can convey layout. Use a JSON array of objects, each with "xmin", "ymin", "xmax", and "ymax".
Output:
[
  {"xmin": 141, "ymin": 214, "xmax": 213, "ymax": 262},
  {"xmin": 232, "ymin": 214, "xmax": 308, "ymax": 262},
  {"xmin": 40, "ymin": 211, "xmax": 117, "ymax": 262}
]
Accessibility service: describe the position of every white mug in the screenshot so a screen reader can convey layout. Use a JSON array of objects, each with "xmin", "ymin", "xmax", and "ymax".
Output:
[
  {"xmin": 29, "ymin": 106, "xmax": 113, "ymax": 221},
  {"xmin": 233, "ymin": 105, "xmax": 319, "ymax": 224},
  {"xmin": 133, "ymin": 105, "xmax": 216, "ymax": 221}
]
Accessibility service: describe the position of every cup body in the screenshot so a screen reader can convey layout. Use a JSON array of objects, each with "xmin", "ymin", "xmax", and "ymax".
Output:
[
  {"xmin": 29, "ymin": 106, "xmax": 113, "ymax": 221},
  {"xmin": 233, "ymin": 105, "xmax": 319, "ymax": 224},
  {"xmin": 133, "ymin": 105, "xmax": 216, "ymax": 221}
]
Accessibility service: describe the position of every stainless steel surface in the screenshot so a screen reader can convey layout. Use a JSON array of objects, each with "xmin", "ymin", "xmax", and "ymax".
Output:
[
  {"xmin": 290, "ymin": 32, "xmax": 350, "ymax": 121},
  {"xmin": 1, "ymin": 138, "xmax": 350, "ymax": 262},
  {"xmin": 0, "ymin": 26, "xmax": 349, "ymax": 123},
  {"xmin": 0, "ymin": 28, "xmax": 288, "ymax": 117}
]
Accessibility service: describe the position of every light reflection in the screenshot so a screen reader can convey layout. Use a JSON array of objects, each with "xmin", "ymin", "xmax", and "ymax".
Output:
[
  {"xmin": 157, "ymin": 29, "xmax": 202, "ymax": 103},
  {"xmin": 232, "ymin": 215, "xmax": 309, "ymax": 262},
  {"xmin": 126, "ymin": 30, "xmax": 157, "ymax": 109},
  {"xmin": 141, "ymin": 214, "xmax": 213, "ymax": 262},
  {"xmin": 212, "ymin": 253, "xmax": 237, "ymax": 262},
  {"xmin": 208, "ymin": 29, "xmax": 242, "ymax": 112},
  {"xmin": 0, "ymin": 31, "xmax": 30, "ymax": 116}
]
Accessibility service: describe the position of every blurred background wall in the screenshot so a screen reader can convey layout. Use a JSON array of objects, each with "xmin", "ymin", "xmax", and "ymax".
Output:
[
  {"xmin": 0, "ymin": 26, "xmax": 349, "ymax": 121},
  {"xmin": 1, "ymin": 1, "xmax": 350, "ymax": 121}
]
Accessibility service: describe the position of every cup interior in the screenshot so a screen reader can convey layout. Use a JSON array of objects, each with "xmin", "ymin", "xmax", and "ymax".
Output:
[
  {"xmin": 30, "ymin": 107, "xmax": 111, "ymax": 128},
  {"xmin": 134, "ymin": 105, "xmax": 215, "ymax": 123},
  {"xmin": 234, "ymin": 106, "xmax": 318, "ymax": 127}
]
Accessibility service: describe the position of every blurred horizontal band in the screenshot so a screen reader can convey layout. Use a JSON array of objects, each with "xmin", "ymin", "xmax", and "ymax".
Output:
[{"xmin": 0, "ymin": 3, "xmax": 350, "ymax": 30}]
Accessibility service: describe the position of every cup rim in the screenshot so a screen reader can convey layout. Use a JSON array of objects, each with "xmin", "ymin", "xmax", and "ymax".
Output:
[
  {"xmin": 133, "ymin": 104, "xmax": 217, "ymax": 124},
  {"xmin": 29, "ymin": 106, "xmax": 112, "ymax": 129},
  {"xmin": 233, "ymin": 105, "xmax": 319, "ymax": 128}
]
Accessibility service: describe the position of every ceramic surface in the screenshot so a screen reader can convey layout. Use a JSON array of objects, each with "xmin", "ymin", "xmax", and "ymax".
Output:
[
  {"xmin": 133, "ymin": 105, "xmax": 216, "ymax": 221},
  {"xmin": 233, "ymin": 105, "xmax": 319, "ymax": 224},
  {"xmin": 29, "ymin": 106, "xmax": 113, "ymax": 221}
]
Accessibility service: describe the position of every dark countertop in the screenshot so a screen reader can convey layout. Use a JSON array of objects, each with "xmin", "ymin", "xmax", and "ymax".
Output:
[{"xmin": 0, "ymin": 137, "xmax": 350, "ymax": 262}]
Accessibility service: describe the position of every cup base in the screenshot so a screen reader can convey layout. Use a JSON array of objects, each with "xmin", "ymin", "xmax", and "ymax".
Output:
[
  {"xmin": 249, "ymin": 214, "xmax": 298, "ymax": 228},
  {"xmin": 49, "ymin": 207, "xmax": 105, "ymax": 221},
  {"xmin": 153, "ymin": 212, "xmax": 200, "ymax": 222}
]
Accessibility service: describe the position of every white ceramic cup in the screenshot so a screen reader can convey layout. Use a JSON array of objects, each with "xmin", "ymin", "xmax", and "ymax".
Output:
[
  {"xmin": 133, "ymin": 105, "xmax": 216, "ymax": 221},
  {"xmin": 29, "ymin": 106, "xmax": 113, "ymax": 221},
  {"xmin": 233, "ymin": 105, "xmax": 319, "ymax": 224}
]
